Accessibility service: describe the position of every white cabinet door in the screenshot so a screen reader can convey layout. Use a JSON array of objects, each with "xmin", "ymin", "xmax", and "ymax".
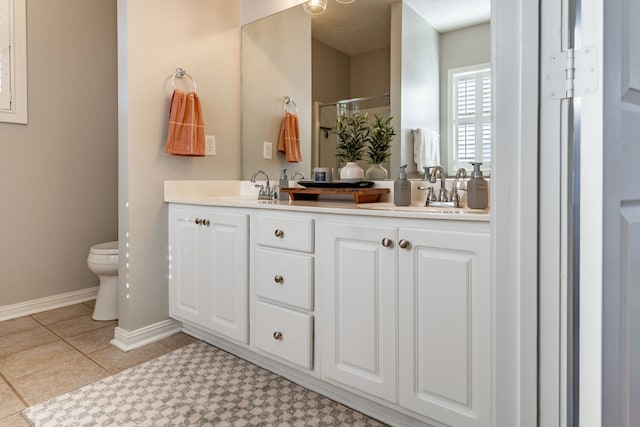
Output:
[
  {"xmin": 318, "ymin": 222, "xmax": 397, "ymax": 403},
  {"xmin": 398, "ymin": 227, "xmax": 490, "ymax": 427},
  {"xmin": 169, "ymin": 205, "xmax": 249, "ymax": 344},
  {"xmin": 202, "ymin": 211, "xmax": 249, "ymax": 344},
  {"xmin": 169, "ymin": 205, "xmax": 207, "ymax": 325}
]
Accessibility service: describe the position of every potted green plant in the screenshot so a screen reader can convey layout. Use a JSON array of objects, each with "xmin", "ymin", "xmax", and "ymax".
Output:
[
  {"xmin": 365, "ymin": 115, "xmax": 396, "ymax": 180},
  {"xmin": 332, "ymin": 111, "xmax": 370, "ymax": 181}
]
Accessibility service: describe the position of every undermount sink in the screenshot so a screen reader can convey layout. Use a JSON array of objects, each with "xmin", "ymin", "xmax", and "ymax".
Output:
[{"xmin": 357, "ymin": 202, "xmax": 488, "ymax": 214}]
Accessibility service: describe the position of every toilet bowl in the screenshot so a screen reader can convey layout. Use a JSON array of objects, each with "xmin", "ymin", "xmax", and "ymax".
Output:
[{"xmin": 87, "ymin": 241, "xmax": 119, "ymax": 321}]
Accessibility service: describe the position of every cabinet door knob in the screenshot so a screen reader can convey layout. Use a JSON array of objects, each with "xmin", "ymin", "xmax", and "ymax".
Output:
[
  {"xmin": 274, "ymin": 229, "xmax": 284, "ymax": 238},
  {"xmin": 203, "ymin": 219, "xmax": 210, "ymax": 227},
  {"xmin": 274, "ymin": 275, "xmax": 284, "ymax": 284},
  {"xmin": 399, "ymin": 239, "xmax": 410, "ymax": 249},
  {"xmin": 381, "ymin": 237, "xmax": 393, "ymax": 247},
  {"xmin": 273, "ymin": 331, "xmax": 283, "ymax": 340},
  {"xmin": 195, "ymin": 218, "xmax": 202, "ymax": 225}
]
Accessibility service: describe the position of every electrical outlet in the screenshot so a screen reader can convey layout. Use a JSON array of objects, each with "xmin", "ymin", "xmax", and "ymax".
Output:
[
  {"xmin": 263, "ymin": 141, "xmax": 273, "ymax": 160},
  {"xmin": 205, "ymin": 135, "xmax": 216, "ymax": 155}
]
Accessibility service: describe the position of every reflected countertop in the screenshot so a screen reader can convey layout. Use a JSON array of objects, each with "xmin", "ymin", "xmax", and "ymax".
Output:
[{"xmin": 164, "ymin": 180, "xmax": 490, "ymax": 222}]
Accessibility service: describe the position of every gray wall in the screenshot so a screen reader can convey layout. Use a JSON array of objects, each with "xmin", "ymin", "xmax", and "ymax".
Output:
[
  {"xmin": 241, "ymin": 5, "xmax": 312, "ymax": 180},
  {"xmin": 438, "ymin": 22, "xmax": 491, "ymax": 172},
  {"xmin": 117, "ymin": 0, "xmax": 241, "ymax": 331},
  {"xmin": 0, "ymin": 0, "xmax": 118, "ymax": 307},
  {"xmin": 312, "ymin": 39, "xmax": 351, "ymax": 104},
  {"xmin": 399, "ymin": 2, "xmax": 440, "ymax": 176}
]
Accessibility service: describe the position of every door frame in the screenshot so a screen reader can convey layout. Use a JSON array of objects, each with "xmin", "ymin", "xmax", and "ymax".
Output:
[{"xmin": 492, "ymin": 0, "xmax": 540, "ymax": 424}]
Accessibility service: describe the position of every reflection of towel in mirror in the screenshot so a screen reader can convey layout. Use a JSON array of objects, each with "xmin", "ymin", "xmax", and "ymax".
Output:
[
  {"xmin": 278, "ymin": 112, "xmax": 302, "ymax": 162},
  {"xmin": 413, "ymin": 128, "xmax": 440, "ymax": 171},
  {"xmin": 165, "ymin": 89, "xmax": 205, "ymax": 156}
]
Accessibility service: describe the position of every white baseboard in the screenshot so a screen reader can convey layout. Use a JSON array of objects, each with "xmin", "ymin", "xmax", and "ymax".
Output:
[
  {"xmin": 111, "ymin": 319, "xmax": 182, "ymax": 352},
  {"xmin": 0, "ymin": 287, "xmax": 99, "ymax": 322}
]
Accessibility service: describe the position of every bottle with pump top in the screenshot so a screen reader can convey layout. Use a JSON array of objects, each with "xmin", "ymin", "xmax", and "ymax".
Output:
[
  {"xmin": 394, "ymin": 164, "xmax": 411, "ymax": 206},
  {"xmin": 278, "ymin": 168, "xmax": 289, "ymax": 201},
  {"xmin": 466, "ymin": 162, "xmax": 488, "ymax": 209}
]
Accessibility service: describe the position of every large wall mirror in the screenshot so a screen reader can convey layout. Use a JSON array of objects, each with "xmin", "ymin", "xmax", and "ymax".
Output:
[{"xmin": 241, "ymin": 0, "xmax": 490, "ymax": 180}]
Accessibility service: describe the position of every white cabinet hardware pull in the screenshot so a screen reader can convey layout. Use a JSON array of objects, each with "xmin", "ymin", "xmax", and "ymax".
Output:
[
  {"xmin": 274, "ymin": 275, "xmax": 284, "ymax": 284},
  {"xmin": 195, "ymin": 218, "xmax": 202, "ymax": 225},
  {"xmin": 273, "ymin": 331, "xmax": 283, "ymax": 340},
  {"xmin": 399, "ymin": 239, "xmax": 410, "ymax": 249},
  {"xmin": 381, "ymin": 238, "xmax": 392, "ymax": 247},
  {"xmin": 274, "ymin": 229, "xmax": 284, "ymax": 238}
]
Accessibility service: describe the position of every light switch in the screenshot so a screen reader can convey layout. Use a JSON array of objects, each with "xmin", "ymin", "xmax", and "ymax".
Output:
[
  {"xmin": 205, "ymin": 135, "xmax": 216, "ymax": 155},
  {"xmin": 263, "ymin": 141, "xmax": 273, "ymax": 159}
]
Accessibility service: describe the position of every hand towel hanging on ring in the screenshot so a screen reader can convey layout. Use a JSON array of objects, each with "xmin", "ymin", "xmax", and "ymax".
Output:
[
  {"xmin": 165, "ymin": 89, "xmax": 205, "ymax": 156},
  {"xmin": 278, "ymin": 97, "xmax": 302, "ymax": 162}
]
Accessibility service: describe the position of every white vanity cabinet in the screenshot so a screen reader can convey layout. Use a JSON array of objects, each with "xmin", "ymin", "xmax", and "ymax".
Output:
[
  {"xmin": 166, "ymin": 192, "xmax": 491, "ymax": 427},
  {"xmin": 317, "ymin": 221, "xmax": 398, "ymax": 403},
  {"xmin": 251, "ymin": 213, "xmax": 316, "ymax": 370},
  {"xmin": 398, "ymin": 227, "xmax": 490, "ymax": 427},
  {"xmin": 318, "ymin": 216, "xmax": 490, "ymax": 426},
  {"xmin": 168, "ymin": 204, "xmax": 249, "ymax": 344}
]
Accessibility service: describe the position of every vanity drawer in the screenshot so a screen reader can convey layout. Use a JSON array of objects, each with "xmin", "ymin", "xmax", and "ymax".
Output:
[
  {"xmin": 254, "ymin": 248, "xmax": 313, "ymax": 310},
  {"xmin": 253, "ymin": 215, "xmax": 314, "ymax": 252},
  {"xmin": 255, "ymin": 301, "xmax": 313, "ymax": 369}
]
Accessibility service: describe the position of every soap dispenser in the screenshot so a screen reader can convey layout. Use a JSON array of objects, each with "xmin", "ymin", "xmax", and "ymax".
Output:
[
  {"xmin": 278, "ymin": 168, "xmax": 289, "ymax": 201},
  {"xmin": 394, "ymin": 165, "xmax": 411, "ymax": 206},
  {"xmin": 467, "ymin": 162, "xmax": 488, "ymax": 209}
]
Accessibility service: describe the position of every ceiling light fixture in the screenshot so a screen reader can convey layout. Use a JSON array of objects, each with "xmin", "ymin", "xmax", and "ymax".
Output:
[{"xmin": 303, "ymin": 0, "xmax": 328, "ymax": 15}]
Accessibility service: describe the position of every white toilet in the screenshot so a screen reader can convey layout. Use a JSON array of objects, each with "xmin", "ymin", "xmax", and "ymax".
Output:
[{"xmin": 87, "ymin": 241, "xmax": 119, "ymax": 321}]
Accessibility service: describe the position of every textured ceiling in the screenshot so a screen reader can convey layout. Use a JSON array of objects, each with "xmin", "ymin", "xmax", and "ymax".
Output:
[{"xmin": 311, "ymin": 0, "xmax": 490, "ymax": 57}]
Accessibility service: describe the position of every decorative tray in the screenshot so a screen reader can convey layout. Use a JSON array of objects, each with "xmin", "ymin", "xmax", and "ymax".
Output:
[
  {"xmin": 280, "ymin": 186, "xmax": 389, "ymax": 204},
  {"xmin": 297, "ymin": 180, "xmax": 375, "ymax": 189}
]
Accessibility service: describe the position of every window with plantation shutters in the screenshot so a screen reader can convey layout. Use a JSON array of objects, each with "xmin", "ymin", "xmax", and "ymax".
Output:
[
  {"xmin": 449, "ymin": 65, "xmax": 491, "ymax": 173},
  {"xmin": 0, "ymin": 0, "xmax": 27, "ymax": 124}
]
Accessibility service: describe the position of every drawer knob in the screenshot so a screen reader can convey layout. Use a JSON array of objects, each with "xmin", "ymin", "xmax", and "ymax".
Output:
[
  {"xmin": 274, "ymin": 229, "xmax": 284, "ymax": 238},
  {"xmin": 203, "ymin": 219, "xmax": 210, "ymax": 227},
  {"xmin": 274, "ymin": 275, "xmax": 284, "ymax": 284},
  {"xmin": 195, "ymin": 218, "xmax": 202, "ymax": 225},
  {"xmin": 381, "ymin": 237, "xmax": 393, "ymax": 247},
  {"xmin": 273, "ymin": 331, "xmax": 283, "ymax": 340},
  {"xmin": 399, "ymin": 239, "xmax": 410, "ymax": 249}
]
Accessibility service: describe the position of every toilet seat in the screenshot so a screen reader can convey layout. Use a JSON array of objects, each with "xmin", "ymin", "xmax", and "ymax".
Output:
[{"xmin": 90, "ymin": 241, "xmax": 118, "ymax": 256}]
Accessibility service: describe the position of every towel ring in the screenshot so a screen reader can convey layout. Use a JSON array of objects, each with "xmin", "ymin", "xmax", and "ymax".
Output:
[
  {"xmin": 171, "ymin": 67, "xmax": 197, "ymax": 93},
  {"xmin": 284, "ymin": 96, "xmax": 297, "ymax": 114}
]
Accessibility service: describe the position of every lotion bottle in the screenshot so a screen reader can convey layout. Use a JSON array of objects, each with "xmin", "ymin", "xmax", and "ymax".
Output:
[
  {"xmin": 467, "ymin": 162, "xmax": 488, "ymax": 209},
  {"xmin": 278, "ymin": 168, "xmax": 289, "ymax": 200},
  {"xmin": 394, "ymin": 165, "xmax": 411, "ymax": 206}
]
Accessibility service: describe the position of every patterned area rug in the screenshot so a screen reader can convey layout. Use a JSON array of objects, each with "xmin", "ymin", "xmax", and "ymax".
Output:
[{"xmin": 22, "ymin": 341, "xmax": 386, "ymax": 426}]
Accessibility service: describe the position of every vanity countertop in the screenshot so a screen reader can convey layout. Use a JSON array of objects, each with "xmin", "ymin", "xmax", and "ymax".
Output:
[{"xmin": 164, "ymin": 180, "xmax": 490, "ymax": 222}]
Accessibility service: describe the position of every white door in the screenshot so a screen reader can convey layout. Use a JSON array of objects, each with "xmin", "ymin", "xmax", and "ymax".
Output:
[
  {"xmin": 168, "ymin": 205, "xmax": 207, "ymax": 325},
  {"xmin": 600, "ymin": 0, "xmax": 640, "ymax": 425},
  {"xmin": 398, "ymin": 228, "xmax": 490, "ymax": 427},
  {"xmin": 203, "ymin": 211, "xmax": 249, "ymax": 344},
  {"xmin": 318, "ymin": 221, "xmax": 397, "ymax": 403}
]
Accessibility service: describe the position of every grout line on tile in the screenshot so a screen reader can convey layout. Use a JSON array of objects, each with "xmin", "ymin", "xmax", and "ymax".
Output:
[{"xmin": 0, "ymin": 371, "xmax": 29, "ymax": 408}]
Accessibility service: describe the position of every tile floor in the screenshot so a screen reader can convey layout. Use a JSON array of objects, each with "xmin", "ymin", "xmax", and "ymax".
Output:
[{"xmin": 0, "ymin": 301, "xmax": 197, "ymax": 426}]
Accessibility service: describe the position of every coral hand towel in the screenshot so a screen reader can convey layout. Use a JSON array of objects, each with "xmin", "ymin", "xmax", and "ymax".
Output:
[
  {"xmin": 165, "ymin": 89, "xmax": 205, "ymax": 156},
  {"xmin": 277, "ymin": 112, "xmax": 302, "ymax": 162}
]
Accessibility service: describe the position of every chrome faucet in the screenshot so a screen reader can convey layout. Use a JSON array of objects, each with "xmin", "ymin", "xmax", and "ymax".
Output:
[
  {"xmin": 417, "ymin": 166, "xmax": 463, "ymax": 208},
  {"xmin": 449, "ymin": 167, "xmax": 468, "ymax": 207},
  {"xmin": 428, "ymin": 166, "xmax": 448, "ymax": 202},
  {"xmin": 291, "ymin": 171, "xmax": 305, "ymax": 180},
  {"xmin": 250, "ymin": 170, "xmax": 276, "ymax": 200}
]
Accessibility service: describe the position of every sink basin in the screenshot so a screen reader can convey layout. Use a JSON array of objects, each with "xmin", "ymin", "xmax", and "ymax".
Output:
[{"xmin": 357, "ymin": 202, "xmax": 488, "ymax": 214}]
